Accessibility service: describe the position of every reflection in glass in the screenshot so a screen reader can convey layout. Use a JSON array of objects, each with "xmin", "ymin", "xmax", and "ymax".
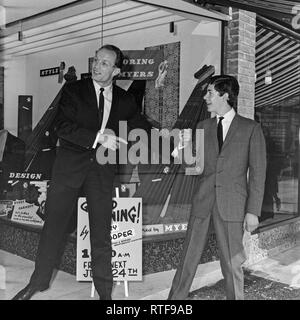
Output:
[{"xmin": 256, "ymin": 95, "xmax": 300, "ymax": 228}]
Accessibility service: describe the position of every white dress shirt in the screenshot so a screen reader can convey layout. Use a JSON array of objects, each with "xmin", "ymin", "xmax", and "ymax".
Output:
[
  {"xmin": 172, "ymin": 108, "xmax": 236, "ymax": 158},
  {"xmin": 92, "ymin": 81, "xmax": 113, "ymax": 149},
  {"xmin": 216, "ymin": 107, "xmax": 236, "ymax": 141}
]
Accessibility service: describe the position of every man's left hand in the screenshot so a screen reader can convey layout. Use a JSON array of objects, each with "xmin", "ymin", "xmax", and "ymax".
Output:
[{"xmin": 243, "ymin": 213, "xmax": 259, "ymax": 232}]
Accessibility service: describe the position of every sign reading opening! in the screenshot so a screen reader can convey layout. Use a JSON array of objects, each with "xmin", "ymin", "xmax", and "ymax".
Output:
[{"xmin": 76, "ymin": 197, "xmax": 142, "ymax": 282}]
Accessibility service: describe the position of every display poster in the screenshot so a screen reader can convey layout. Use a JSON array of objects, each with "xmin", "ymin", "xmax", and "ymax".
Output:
[
  {"xmin": 10, "ymin": 199, "xmax": 44, "ymax": 226},
  {"xmin": 0, "ymin": 172, "xmax": 48, "ymax": 226},
  {"xmin": 76, "ymin": 197, "xmax": 142, "ymax": 282}
]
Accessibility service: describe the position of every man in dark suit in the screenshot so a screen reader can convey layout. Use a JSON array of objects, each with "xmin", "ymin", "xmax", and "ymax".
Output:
[
  {"xmin": 168, "ymin": 75, "xmax": 267, "ymax": 300},
  {"xmin": 12, "ymin": 44, "xmax": 152, "ymax": 300}
]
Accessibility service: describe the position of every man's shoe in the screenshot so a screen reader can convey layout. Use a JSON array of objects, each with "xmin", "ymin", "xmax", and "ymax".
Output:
[
  {"xmin": 12, "ymin": 284, "xmax": 40, "ymax": 300},
  {"xmin": 99, "ymin": 296, "xmax": 112, "ymax": 300}
]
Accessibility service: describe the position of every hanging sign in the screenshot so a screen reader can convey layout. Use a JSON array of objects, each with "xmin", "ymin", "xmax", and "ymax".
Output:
[
  {"xmin": 119, "ymin": 50, "xmax": 163, "ymax": 80},
  {"xmin": 89, "ymin": 50, "xmax": 163, "ymax": 80},
  {"xmin": 40, "ymin": 67, "xmax": 60, "ymax": 77},
  {"xmin": 76, "ymin": 197, "xmax": 142, "ymax": 282}
]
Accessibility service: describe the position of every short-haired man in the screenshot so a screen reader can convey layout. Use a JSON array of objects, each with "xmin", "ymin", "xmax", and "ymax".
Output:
[
  {"xmin": 168, "ymin": 75, "xmax": 267, "ymax": 300},
  {"xmin": 12, "ymin": 44, "xmax": 152, "ymax": 300}
]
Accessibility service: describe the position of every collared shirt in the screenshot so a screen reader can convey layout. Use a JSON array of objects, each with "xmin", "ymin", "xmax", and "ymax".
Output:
[
  {"xmin": 92, "ymin": 80, "xmax": 113, "ymax": 149},
  {"xmin": 172, "ymin": 108, "xmax": 236, "ymax": 158},
  {"xmin": 216, "ymin": 107, "xmax": 236, "ymax": 141}
]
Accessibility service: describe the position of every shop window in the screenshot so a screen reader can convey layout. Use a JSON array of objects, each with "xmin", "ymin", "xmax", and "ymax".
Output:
[{"xmin": 256, "ymin": 94, "xmax": 300, "ymax": 228}]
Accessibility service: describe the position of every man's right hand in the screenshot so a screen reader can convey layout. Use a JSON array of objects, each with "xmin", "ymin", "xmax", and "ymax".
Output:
[
  {"xmin": 179, "ymin": 128, "xmax": 192, "ymax": 149},
  {"xmin": 98, "ymin": 133, "xmax": 127, "ymax": 151}
]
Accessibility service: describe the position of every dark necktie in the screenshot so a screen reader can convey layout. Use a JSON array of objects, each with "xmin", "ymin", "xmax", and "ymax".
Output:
[
  {"xmin": 98, "ymin": 87, "xmax": 104, "ymax": 128},
  {"xmin": 217, "ymin": 116, "xmax": 224, "ymax": 152}
]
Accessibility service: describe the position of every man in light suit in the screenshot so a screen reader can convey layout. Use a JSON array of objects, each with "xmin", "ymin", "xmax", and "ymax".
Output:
[
  {"xmin": 12, "ymin": 44, "xmax": 152, "ymax": 300},
  {"xmin": 168, "ymin": 75, "xmax": 267, "ymax": 300}
]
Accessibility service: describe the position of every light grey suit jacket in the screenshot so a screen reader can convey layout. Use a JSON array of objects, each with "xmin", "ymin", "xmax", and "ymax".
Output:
[{"xmin": 191, "ymin": 114, "xmax": 267, "ymax": 222}]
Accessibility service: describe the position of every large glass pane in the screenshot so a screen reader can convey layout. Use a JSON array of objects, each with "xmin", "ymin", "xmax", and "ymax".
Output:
[{"xmin": 256, "ymin": 94, "xmax": 300, "ymax": 228}]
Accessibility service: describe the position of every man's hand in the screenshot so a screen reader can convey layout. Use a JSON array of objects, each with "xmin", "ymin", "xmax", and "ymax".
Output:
[
  {"xmin": 243, "ymin": 213, "xmax": 259, "ymax": 232},
  {"xmin": 98, "ymin": 133, "xmax": 127, "ymax": 151},
  {"xmin": 172, "ymin": 128, "xmax": 192, "ymax": 158},
  {"xmin": 179, "ymin": 128, "xmax": 192, "ymax": 149}
]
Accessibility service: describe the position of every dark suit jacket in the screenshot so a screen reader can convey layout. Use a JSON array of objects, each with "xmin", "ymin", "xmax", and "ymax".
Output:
[
  {"xmin": 51, "ymin": 78, "xmax": 152, "ymax": 188},
  {"xmin": 191, "ymin": 114, "xmax": 267, "ymax": 222}
]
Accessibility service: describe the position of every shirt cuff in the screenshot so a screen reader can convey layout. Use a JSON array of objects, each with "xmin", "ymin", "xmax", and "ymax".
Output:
[
  {"xmin": 171, "ymin": 147, "xmax": 179, "ymax": 158},
  {"xmin": 92, "ymin": 131, "xmax": 101, "ymax": 149},
  {"xmin": 171, "ymin": 143, "xmax": 186, "ymax": 158}
]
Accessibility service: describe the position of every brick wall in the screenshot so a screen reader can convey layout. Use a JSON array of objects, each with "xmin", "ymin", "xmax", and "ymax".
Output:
[
  {"xmin": 0, "ymin": 67, "xmax": 3, "ymax": 129},
  {"xmin": 224, "ymin": 9, "xmax": 256, "ymax": 119}
]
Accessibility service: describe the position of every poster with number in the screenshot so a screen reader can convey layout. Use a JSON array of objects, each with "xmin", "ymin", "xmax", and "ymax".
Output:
[{"xmin": 76, "ymin": 197, "xmax": 142, "ymax": 282}]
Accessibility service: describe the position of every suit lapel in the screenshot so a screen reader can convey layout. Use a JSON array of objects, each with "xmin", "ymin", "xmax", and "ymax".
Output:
[
  {"xmin": 221, "ymin": 114, "xmax": 240, "ymax": 151},
  {"xmin": 85, "ymin": 78, "xmax": 98, "ymax": 111},
  {"xmin": 208, "ymin": 117, "xmax": 219, "ymax": 155},
  {"xmin": 106, "ymin": 84, "xmax": 119, "ymax": 129}
]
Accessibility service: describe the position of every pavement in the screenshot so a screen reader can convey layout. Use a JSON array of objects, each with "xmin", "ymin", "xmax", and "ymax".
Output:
[{"xmin": 1, "ymin": 234, "xmax": 300, "ymax": 300}]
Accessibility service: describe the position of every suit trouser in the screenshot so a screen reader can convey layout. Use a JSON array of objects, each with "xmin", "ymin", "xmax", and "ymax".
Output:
[
  {"xmin": 168, "ymin": 202, "xmax": 246, "ymax": 300},
  {"xmin": 29, "ymin": 164, "xmax": 114, "ymax": 299}
]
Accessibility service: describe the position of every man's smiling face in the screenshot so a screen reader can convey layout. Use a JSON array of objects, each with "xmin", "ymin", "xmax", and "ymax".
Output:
[
  {"xmin": 92, "ymin": 48, "xmax": 120, "ymax": 86},
  {"xmin": 204, "ymin": 84, "xmax": 225, "ymax": 115}
]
